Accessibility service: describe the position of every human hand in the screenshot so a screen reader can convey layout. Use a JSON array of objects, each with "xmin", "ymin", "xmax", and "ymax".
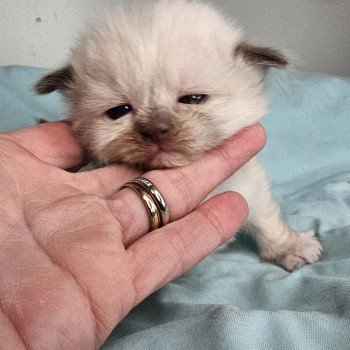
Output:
[{"xmin": 0, "ymin": 122, "xmax": 265, "ymax": 349}]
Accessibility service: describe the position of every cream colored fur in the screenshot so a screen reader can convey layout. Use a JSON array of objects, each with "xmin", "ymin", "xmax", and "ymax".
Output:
[{"xmin": 36, "ymin": 0, "xmax": 322, "ymax": 271}]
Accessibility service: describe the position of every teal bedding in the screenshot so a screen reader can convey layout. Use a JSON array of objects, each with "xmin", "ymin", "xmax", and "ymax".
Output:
[{"xmin": 1, "ymin": 66, "xmax": 349, "ymax": 349}]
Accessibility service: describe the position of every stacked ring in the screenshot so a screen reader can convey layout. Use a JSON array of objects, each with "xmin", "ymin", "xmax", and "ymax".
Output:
[{"xmin": 121, "ymin": 177, "xmax": 170, "ymax": 232}]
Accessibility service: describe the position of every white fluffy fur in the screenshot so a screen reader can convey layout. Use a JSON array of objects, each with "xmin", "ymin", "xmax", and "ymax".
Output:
[
  {"xmin": 67, "ymin": 0, "xmax": 267, "ymax": 151},
  {"xmin": 37, "ymin": 0, "xmax": 322, "ymax": 270}
]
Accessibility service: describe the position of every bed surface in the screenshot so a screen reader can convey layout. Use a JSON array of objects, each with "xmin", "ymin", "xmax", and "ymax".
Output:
[{"xmin": 1, "ymin": 66, "xmax": 350, "ymax": 349}]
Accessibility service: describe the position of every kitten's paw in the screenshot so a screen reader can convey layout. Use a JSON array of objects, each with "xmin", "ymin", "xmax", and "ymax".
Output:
[{"xmin": 275, "ymin": 231, "xmax": 323, "ymax": 272}]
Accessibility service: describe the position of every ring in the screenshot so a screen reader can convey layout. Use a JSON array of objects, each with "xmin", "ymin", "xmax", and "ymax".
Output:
[
  {"xmin": 132, "ymin": 177, "xmax": 170, "ymax": 226},
  {"xmin": 121, "ymin": 177, "xmax": 169, "ymax": 232},
  {"xmin": 121, "ymin": 181, "xmax": 161, "ymax": 231}
]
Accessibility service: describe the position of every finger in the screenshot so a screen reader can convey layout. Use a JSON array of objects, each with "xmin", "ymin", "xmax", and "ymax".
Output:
[
  {"xmin": 3, "ymin": 121, "xmax": 84, "ymax": 169},
  {"xmin": 70, "ymin": 165, "xmax": 141, "ymax": 198},
  {"xmin": 128, "ymin": 191, "xmax": 248, "ymax": 305},
  {"xmin": 109, "ymin": 123, "xmax": 265, "ymax": 246}
]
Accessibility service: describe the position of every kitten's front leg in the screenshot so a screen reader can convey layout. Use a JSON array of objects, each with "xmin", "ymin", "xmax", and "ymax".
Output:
[
  {"xmin": 246, "ymin": 206, "xmax": 322, "ymax": 272},
  {"xmin": 223, "ymin": 159, "xmax": 322, "ymax": 271}
]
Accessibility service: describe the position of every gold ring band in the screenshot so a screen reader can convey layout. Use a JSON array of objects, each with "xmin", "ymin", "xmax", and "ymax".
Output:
[
  {"xmin": 131, "ymin": 177, "xmax": 170, "ymax": 226},
  {"xmin": 121, "ymin": 182, "xmax": 161, "ymax": 231},
  {"xmin": 121, "ymin": 177, "xmax": 169, "ymax": 232}
]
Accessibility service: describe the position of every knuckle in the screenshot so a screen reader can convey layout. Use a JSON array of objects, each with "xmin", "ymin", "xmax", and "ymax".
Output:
[
  {"xmin": 213, "ymin": 145, "xmax": 235, "ymax": 171},
  {"xmin": 165, "ymin": 168, "xmax": 196, "ymax": 213},
  {"xmin": 199, "ymin": 209, "xmax": 227, "ymax": 245},
  {"xmin": 147, "ymin": 168, "xmax": 196, "ymax": 216},
  {"xmin": 166, "ymin": 226, "xmax": 190, "ymax": 272}
]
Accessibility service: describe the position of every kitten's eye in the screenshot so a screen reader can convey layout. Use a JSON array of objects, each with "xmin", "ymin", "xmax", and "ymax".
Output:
[
  {"xmin": 106, "ymin": 104, "xmax": 133, "ymax": 120},
  {"xmin": 178, "ymin": 94, "xmax": 208, "ymax": 105}
]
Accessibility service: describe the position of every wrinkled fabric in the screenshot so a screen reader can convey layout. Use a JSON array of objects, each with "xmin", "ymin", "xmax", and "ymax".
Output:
[{"xmin": 1, "ymin": 66, "xmax": 349, "ymax": 350}]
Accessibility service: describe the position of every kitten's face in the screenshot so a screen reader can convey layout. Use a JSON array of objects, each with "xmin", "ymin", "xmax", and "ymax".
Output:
[{"xmin": 35, "ymin": 0, "xmax": 287, "ymax": 169}]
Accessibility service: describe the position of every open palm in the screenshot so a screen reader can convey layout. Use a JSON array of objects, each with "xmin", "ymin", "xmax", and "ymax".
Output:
[{"xmin": 0, "ymin": 122, "xmax": 264, "ymax": 349}]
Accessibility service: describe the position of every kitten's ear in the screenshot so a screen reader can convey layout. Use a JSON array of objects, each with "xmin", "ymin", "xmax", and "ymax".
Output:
[
  {"xmin": 34, "ymin": 64, "xmax": 74, "ymax": 94},
  {"xmin": 235, "ymin": 42, "xmax": 288, "ymax": 69}
]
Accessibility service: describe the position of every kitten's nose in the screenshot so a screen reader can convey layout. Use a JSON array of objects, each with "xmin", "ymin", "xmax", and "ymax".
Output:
[{"xmin": 137, "ymin": 122, "xmax": 170, "ymax": 143}]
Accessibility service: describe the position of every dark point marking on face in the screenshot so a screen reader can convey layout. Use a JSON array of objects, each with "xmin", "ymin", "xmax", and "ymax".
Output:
[
  {"xmin": 34, "ymin": 65, "xmax": 74, "ymax": 94},
  {"xmin": 235, "ymin": 42, "xmax": 288, "ymax": 69}
]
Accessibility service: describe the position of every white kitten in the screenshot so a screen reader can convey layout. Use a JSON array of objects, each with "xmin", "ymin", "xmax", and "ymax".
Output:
[{"xmin": 35, "ymin": 0, "xmax": 322, "ymax": 271}]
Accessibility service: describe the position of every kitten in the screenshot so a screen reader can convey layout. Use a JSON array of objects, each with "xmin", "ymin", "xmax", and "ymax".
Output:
[{"xmin": 35, "ymin": 0, "xmax": 322, "ymax": 271}]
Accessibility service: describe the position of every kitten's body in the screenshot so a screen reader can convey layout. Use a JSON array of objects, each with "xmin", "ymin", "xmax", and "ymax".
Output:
[{"xmin": 35, "ymin": 0, "xmax": 322, "ymax": 271}]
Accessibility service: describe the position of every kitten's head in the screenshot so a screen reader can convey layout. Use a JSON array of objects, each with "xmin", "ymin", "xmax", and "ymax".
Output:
[{"xmin": 35, "ymin": 0, "xmax": 287, "ymax": 169}]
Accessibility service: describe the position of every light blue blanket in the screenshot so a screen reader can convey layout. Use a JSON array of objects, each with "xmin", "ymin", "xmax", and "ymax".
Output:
[{"xmin": 1, "ymin": 66, "xmax": 350, "ymax": 349}]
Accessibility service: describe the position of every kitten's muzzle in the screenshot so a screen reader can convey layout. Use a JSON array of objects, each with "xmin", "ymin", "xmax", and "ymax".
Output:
[{"xmin": 136, "ymin": 122, "xmax": 171, "ymax": 144}]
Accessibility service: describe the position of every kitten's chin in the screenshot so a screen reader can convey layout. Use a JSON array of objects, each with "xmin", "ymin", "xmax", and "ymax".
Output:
[{"xmin": 146, "ymin": 150, "xmax": 192, "ymax": 169}]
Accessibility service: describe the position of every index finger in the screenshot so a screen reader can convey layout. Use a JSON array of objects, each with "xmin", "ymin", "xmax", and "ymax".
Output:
[{"xmin": 109, "ymin": 123, "xmax": 266, "ymax": 246}]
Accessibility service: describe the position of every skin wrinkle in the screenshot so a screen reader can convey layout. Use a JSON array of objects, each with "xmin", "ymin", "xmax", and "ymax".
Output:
[
  {"xmin": 199, "ymin": 205, "xmax": 228, "ymax": 245},
  {"xmin": 107, "ymin": 196, "xmax": 149, "ymax": 247},
  {"xmin": 105, "ymin": 199, "xmax": 131, "ymax": 245},
  {"xmin": 0, "ymin": 188, "xmax": 36, "ymax": 349},
  {"xmin": 0, "ymin": 135, "xmax": 21, "ymax": 151},
  {"xmin": 127, "ymin": 249, "xmax": 143, "ymax": 309},
  {"xmin": 71, "ymin": 166, "xmax": 138, "ymax": 199},
  {"xmin": 22, "ymin": 193, "xmax": 90, "ymax": 240},
  {"xmin": 163, "ymin": 224, "xmax": 192, "ymax": 277},
  {"xmin": 20, "ymin": 207, "xmax": 100, "ymax": 346},
  {"xmin": 0, "ymin": 220, "xmax": 23, "ymax": 249},
  {"xmin": 0, "ymin": 306, "xmax": 28, "ymax": 350},
  {"xmin": 130, "ymin": 241, "xmax": 175, "ymax": 305},
  {"xmin": 64, "ymin": 206, "xmax": 123, "ymax": 240},
  {"xmin": 208, "ymin": 148, "xmax": 233, "ymax": 181},
  {"xmin": 212, "ymin": 142, "xmax": 239, "ymax": 168},
  {"xmin": 0, "ymin": 141, "xmax": 75, "ymax": 203},
  {"xmin": 34, "ymin": 194, "xmax": 103, "ymax": 229},
  {"xmin": 6, "ymin": 248, "xmax": 32, "ymax": 309},
  {"xmin": 161, "ymin": 168, "xmax": 196, "ymax": 217},
  {"xmin": 0, "ymin": 136, "xmax": 50, "ymax": 172},
  {"xmin": 0, "ymin": 152, "xmax": 23, "ymax": 204},
  {"xmin": 0, "ymin": 261, "xmax": 32, "ymax": 349},
  {"xmin": 53, "ymin": 199, "xmax": 97, "ymax": 233}
]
